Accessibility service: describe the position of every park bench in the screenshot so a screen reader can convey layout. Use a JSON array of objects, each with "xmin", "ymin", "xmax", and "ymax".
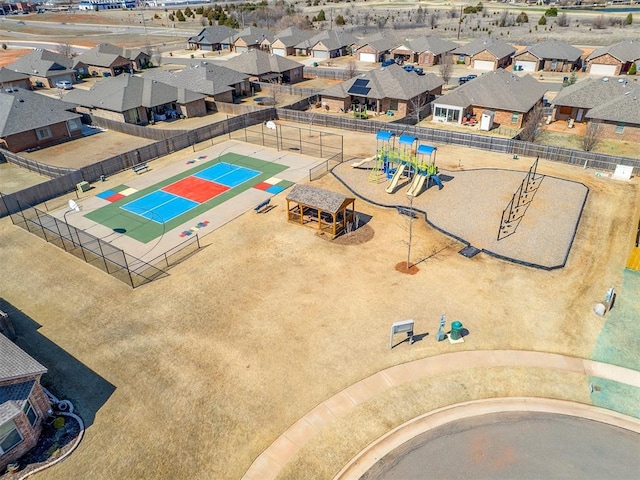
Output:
[
  {"xmin": 132, "ymin": 163, "xmax": 149, "ymax": 174},
  {"xmin": 254, "ymin": 198, "xmax": 271, "ymax": 213}
]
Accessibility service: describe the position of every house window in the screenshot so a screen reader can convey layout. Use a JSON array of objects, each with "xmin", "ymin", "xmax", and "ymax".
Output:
[
  {"xmin": 67, "ymin": 118, "xmax": 82, "ymax": 131},
  {"xmin": 550, "ymin": 59, "xmax": 558, "ymax": 70},
  {"xmin": 389, "ymin": 99, "xmax": 398, "ymax": 111},
  {"xmin": 511, "ymin": 112, "xmax": 519, "ymax": 124},
  {"xmin": 0, "ymin": 421, "xmax": 23, "ymax": 454},
  {"xmin": 23, "ymin": 401, "xmax": 37, "ymax": 427},
  {"xmin": 35, "ymin": 127, "xmax": 52, "ymax": 141},
  {"xmin": 615, "ymin": 123, "xmax": 625, "ymax": 134}
]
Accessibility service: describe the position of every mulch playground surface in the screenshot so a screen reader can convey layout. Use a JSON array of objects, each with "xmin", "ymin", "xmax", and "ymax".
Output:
[{"xmin": 333, "ymin": 162, "xmax": 589, "ymax": 269}]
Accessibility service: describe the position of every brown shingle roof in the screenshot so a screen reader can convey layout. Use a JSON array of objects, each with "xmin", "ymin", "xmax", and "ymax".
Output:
[{"xmin": 286, "ymin": 185, "xmax": 354, "ymax": 213}]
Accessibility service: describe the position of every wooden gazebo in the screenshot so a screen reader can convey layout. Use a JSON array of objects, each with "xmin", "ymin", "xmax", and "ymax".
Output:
[{"xmin": 286, "ymin": 185, "xmax": 356, "ymax": 238}]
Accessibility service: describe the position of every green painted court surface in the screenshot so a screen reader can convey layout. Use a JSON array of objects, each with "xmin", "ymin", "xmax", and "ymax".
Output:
[{"xmin": 85, "ymin": 153, "xmax": 292, "ymax": 243}]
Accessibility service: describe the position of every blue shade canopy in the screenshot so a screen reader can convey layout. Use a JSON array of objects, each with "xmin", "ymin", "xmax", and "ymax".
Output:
[
  {"xmin": 417, "ymin": 144, "xmax": 437, "ymax": 155},
  {"xmin": 398, "ymin": 134, "xmax": 418, "ymax": 145},
  {"xmin": 376, "ymin": 131, "xmax": 395, "ymax": 141}
]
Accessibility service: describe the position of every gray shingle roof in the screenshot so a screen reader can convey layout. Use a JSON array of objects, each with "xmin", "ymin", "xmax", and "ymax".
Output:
[
  {"xmin": 74, "ymin": 43, "xmax": 136, "ymax": 68},
  {"xmin": 586, "ymin": 39, "xmax": 640, "ymax": 62},
  {"xmin": 434, "ymin": 69, "xmax": 546, "ymax": 112},
  {"xmin": 0, "ymin": 67, "xmax": 30, "ymax": 83},
  {"xmin": 295, "ymin": 30, "xmax": 357, "ymax": 51},
  {"xmin": 219, "ymin": 49, "xmax": 303, "ymax": 76},
  {"xmin": 273, "ymin": 27, "xmax": 311, "ymax": 48},
  {"xmin": 8, "ymin": 48, "xmax": 75, "ymax": 78},
  {"xmin": 286, "ymin": 184, "xmax": 354, "ymax": 213},
  {"xmin": 0, "ymin": 88, "xmax": 81, "ymax": 137},
  {"xmin": 516, "ymin": 39, "xmax": 582, "ymax": 62},
  {"xmin": 234, "ymin": 26, "xmax": 275, "ymax": 46},
  {"xmin": 406, "ymin": 36, "xmax": 459, "ymax": 56},
  {"xmin": 0, "ymin": 380, "xmax": 35, "ymax": 424},
  {"xmin": 453, "ymin": 37, "xmax": 515, "ymax": 59},
  {"xmin": 357, "ymin": 32, "xmax": 397, "ymax": 53},
  {"xmin": 63, "ymin": 75, "xmax": 205, "ymax": 112},
  {"xmin": 553, "ymin": 77, "xmax": 640, "ymax": 124},
  {"xmin": 0, "ymin": 333, "xmax": 46, "ymax": 383},
  {"xmin": 189, "ymin": 26, "xmax": 238, "ymax": 45},
  {"xmin": 142, "ymin": 63, "xmax": 247, "ymax": 96},
  {"xmin": 321, "ymin": 63, "xmax": 444, "ymax": 101}
]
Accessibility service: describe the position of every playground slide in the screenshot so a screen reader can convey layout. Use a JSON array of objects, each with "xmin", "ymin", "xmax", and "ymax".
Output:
[
  {"xmin": 385, "ymin": 164, "xmax": 406, "ymax": 193},
  {"xmin": 431, "ymin": 174, "xmax": 443, "ymax": 190},
  {"xmin": 351, "ymin": 156, "xmax": 375, "ymax": 168},
  {"xmin": 407, "ymin": 174, "xmax": 427, "ymax": 197}
]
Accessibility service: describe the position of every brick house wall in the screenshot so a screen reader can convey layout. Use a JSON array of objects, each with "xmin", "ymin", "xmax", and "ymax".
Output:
[
  {"xmin": 212, "ymin": 90, "xmax": 234, "ymax": 103},
  {"xmin": 587, "ymin": 53, "xmax": 622, "ymax": 75},
  {"xmin": 357, "ymin": 44, "xmax": 379, "ymax": 62},
  {"xmin": 593, "ymin": 121, "xmax": 640, "ymax": 142},
  {"xmin": 86, "ymin": 57, "xmax": 132, "ymax": 78},
  {"xmin": 418, "ymin": 52, "xmax": 436, "ymax": 66},
  {"xmin": 513, "ymin": 51, "xmax": 541, "ymax": 70},
  {"xmin": 284, "ymin": 66, "xmax": 304, "ymax": 84},
  {"xmin": 2, "ymin": 121, "xmax": 82, "ymax": 153},
  {"xmin": 541, "ymin": 58, "xmax": 573, "ymax": 72},
  {"xmin": 453, "ymin": 53, "xmax": 472, "ymax": 66},
  {"xmin": 0, "ymin": 376, "xmax": 51, "ymax": 472},
  {"xmin": 180, "ymin": 99, "xmax": 207, "ymax": 118},
  {"xmin": 467, "ymin": 106, "xmax": 525, "ymax": 128},
  {"xmin": 321, "ymin": 96, "xmax": 349, "ymax": 112},
  {"xmin": 3, "ymin": 79, "xmax": 31, "ymax": 90},
  {"xmin": 471, "ymin": 51, "xmax": 497, "ymax": 69}
]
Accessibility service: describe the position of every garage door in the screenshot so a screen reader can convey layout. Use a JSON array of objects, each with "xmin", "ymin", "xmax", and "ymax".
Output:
[
  {"xmin": 272, "ymin": 48, "xmax": 286, "ymax": 57},
  {"xmin": 55, "ymin": 75, "xmax": 74, "ymax": 84},
  {"xmin": 473, "ymin": 60, "xmax": 494, "ymax": 70},
  {"xmin": 515, "ymin": 60, "xmax": 536, "ymax": 72},
  {"xmin": 359, "ymin": 52, "xmax": 376, "ymax": 63},
  {"xmin": 313, "ymin": 50, "xmax": 329, "ymax": 59},
  {"xmin": 235, "ymin": 46, "xmax": 248, "ymax": 54},
  {"xmin": 589, "ymin": 64, "xmax": 616, "ymax": 76}
]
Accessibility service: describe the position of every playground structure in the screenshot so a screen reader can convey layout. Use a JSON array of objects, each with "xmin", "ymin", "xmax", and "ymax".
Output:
[
  {"xmin": 497, "ymin": 157, "xmax": 543, "ymax": 241},
  {"xmin": 366, "ymin": 131, "xmax": 442, "ymax": 197},
  {"xmin": 353, "ymin": 104, "xmax": 368, "ymax": 120}
]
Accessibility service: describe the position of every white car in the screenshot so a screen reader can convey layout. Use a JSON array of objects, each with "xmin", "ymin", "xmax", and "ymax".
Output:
[{"xmin": 55, "ymin": 80, "xmax": 73, "ymax": 90}]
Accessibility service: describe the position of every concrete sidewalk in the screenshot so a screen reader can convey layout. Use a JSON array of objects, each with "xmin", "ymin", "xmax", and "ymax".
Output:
[{"xmin": 242, "ymin": 350, "xmax": 640, "ymax": 480}]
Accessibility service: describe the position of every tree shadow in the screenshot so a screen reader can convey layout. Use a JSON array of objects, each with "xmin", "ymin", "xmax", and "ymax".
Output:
[{"xmin": 0, "ymin": 299, "xmax": 115, "ymax": 428}]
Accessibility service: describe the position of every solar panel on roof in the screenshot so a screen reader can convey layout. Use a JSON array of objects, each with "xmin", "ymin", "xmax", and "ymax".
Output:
[
  {"xmin": 353, "ymin": 78, "xmax": 369, "ymax": 87},
  {"xmin": 347, "ymin": 85, "xmax": 371, "ymax": 95}
]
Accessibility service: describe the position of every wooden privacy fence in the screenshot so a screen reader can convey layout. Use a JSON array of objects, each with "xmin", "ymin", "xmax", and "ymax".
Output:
[{"xmin": 275, "ymin": 108, "xmax": 640, "ymax": 175}]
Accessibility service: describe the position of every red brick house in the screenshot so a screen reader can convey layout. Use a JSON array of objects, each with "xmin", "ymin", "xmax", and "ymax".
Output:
[
  {"xmin": 432, "ymin": 69, "xmax": 547, "ymax": 128},
  {"xmin": 0, "ymin": 333, "xmax": 51, "ymax": 472},
  {"xmin": 512, "ymin": 39, "xmax": 583, "ymax": 73},
  {"xmin": 585, "ymin": 40, "xmax": 640, "ymax": 76},
  {"xmin": 0, "ymin": 68, "xmax": 31, "ymax": 90},
  {"xmin": 73, "ymin": 43, "xmax": 150, "ymax": 78},
  {"xmin": 452, "ymin": 37, "xmax": 515, "ymax": 71},
  {"xmin": 390, "ymin": 36, "xmax": 458, "ymax": 66},
  {"xmin": 7, "ymin": 49, "xmax": 76, "ymax": 89},
  {"xmin": 0, "ymin": 88, "xmax": 83, "ymax": 153}
]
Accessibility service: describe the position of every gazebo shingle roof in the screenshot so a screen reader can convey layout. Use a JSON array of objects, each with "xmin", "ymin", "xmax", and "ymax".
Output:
[{"xmin": 286, "ymin": 185, "xmax": 354, "ymax": 213}]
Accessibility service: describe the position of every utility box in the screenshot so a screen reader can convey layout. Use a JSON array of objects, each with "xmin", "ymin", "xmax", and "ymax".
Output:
[
  {"xmin": 76, "ymin": 181, "xmax": 90, "ymax": 193},
  {"xmin": 479, "ymin": 110, "xmax": 495, "ymax": 131}
]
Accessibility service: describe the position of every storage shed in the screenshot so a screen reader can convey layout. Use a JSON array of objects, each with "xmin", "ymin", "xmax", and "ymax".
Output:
[{"xmin": 286, "ymin": 185, "xmax": 356, "ymax": 238}]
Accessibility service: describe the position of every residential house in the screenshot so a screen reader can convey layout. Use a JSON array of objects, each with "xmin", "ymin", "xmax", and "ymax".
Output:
[
  {"xmin": 0, "ymin": 88, "xmax": 83, "ymax": 152},
  {"xmin": 232, "ymin": 27, "xmax": 275, "ymax": 53},
  {"xmin": 356, "ymin": 33, "xmax": 396, "ymax": 63},
  {"xmin": 390, "ymin": 36, "xmax": 458, "ymax": 66},
  {"xmin": 295, "ymin": 30, "xmax": 357, "ymax": 59},
  {"xmin": 220, "ymin": 49, "xmax": 304, "ymax": 84},
  {"xmin": 64, "ymin": 74, "xmax": 207, "ymax": 124},
  {"xmin": 512, "ymin": 39, "xmax": 583, "ymax": 72},
  {"xmin": 73, "ymin": 43, "xmax": 151, "ymax": 78},
  {"xmin": 431, "ymin": 69, "xmax": 547, "ymax": 128},
  {"xmin": 552, "ymin": 77, "xmax": 640, "ymax": 141},
  {"xmin": 142, "ymin": 62, "xmax": 250, "ymax": 104},
  {"xmin": 0, "ymin": 333, "xmax": 51, "ymax": 472},
  {"xmin": 452, "ymin": 37, "xmax": 515, "ymax": 71},
  {"xmin": 187, "ymin": 26, "xmax": 237, "ymax": 52},
  {"xmin": 320, "ymin": 64, "xmax": 444, "ymax": 119},
  {"xmin": 585, "ymin": 39, "xmax": 640, "ymax": 76},
  {"xmin": 7, "ymin": 49, "xmax": 76, "ymax": 89},
  {"xmin": 0, "ymin": 68, "xmax": 31, "ymax": 90},
  {"xmin": 270, "ymin": 27, "xmax": 311, "ymax": 57}
]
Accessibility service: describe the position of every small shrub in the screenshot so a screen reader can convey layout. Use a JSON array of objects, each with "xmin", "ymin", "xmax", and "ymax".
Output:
[
  {"xmin": 629, "ymin": 63, "xmax": 637, "ymax": 75},
  {"xmin": 52, "ymin": 417, "xmax": 65, "ymax": 429},
  {"xmin": 538, "ymin": 16, "xmax": 546, "ymax": 26}
]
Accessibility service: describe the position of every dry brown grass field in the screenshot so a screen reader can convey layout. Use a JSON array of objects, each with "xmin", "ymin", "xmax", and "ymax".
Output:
[{"xmin": 0, "ymin": 124, "xmax": 638, "ymax": 479}]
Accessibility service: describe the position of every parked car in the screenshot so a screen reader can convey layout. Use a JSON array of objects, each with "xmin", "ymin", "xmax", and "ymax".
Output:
[
  {"xmin": 414, "ymin": 67, "xmax": 424, "ymax": 75},
  {"xmin": 381, "ymin": 59, "xmax": 395, "ymax": 67},
  {"xmin": 466, "ymin": 74, "xmax": 478, "ymax": 80},
  {"xmin": 403, "ymin": 64, "xmax": 414, "ymax": 72},
  {"xmin": 55, "ymin": 80, "xmax": 73, "ymax": 90},
  {"xmin": 458, "ymin": 76, "xmax": 469, "ymax": 85}
]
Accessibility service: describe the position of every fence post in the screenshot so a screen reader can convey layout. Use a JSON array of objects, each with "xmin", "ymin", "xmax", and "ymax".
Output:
[{"xmin": 319, "ymin": 132, "xmax": 323, "ymax": 158}]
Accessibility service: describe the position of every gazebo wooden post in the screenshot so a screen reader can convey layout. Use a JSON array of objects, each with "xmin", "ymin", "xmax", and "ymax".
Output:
[{"xmin": 299, "ymin": 202, "xmax": 303, "ymax": 225}]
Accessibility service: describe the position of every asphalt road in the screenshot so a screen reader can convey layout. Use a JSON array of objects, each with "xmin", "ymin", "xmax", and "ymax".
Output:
[{"xmin": 364, "ymin": 412, "xmax": 640, "ymax": 480}]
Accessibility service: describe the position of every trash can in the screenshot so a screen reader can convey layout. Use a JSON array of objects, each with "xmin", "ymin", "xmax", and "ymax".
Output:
[
  {"xmin": 450, "ymin": 321, "xmax": 463, "ymax": 340},
  {"xmin": 313, "ymin": 62, "xmax": 318, "ymax": 67}
]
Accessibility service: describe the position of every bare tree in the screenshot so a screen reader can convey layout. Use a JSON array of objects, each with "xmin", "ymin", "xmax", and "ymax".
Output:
[
  {"xmin": 439, "ymin": 52, "xmax": 453, "ymax": 85},
  {"xmin": 582, "ymin": 122, "xmax": 601, "ymax": 152},
  {"xmin": 557, "ymin": 12, "xmax": 570, "ymax": 27},
  {"xmin": 592, "ymin": 15, "xmax": 607, "ymax": 29},
  {"xmin": 408, "ymin": 93, "xmax": 431, "ymax": 124},
  {"xmin": 518, "ymin": 104, "xmax": 545, "ymax": 142},
  {"xmin": 56, "ymin": 42, "xmax": 73, "ymax": 58},
  {"xmin": 428, "ymin": 12, "xmax": 438, "ymax": 29},
  {"xmin": 267, "ymin": 78, "xmax": 284, "ymax": 106},
  {"xmin": 345, "ymin": 59, "xmax": 358, "ymax": 79}
]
